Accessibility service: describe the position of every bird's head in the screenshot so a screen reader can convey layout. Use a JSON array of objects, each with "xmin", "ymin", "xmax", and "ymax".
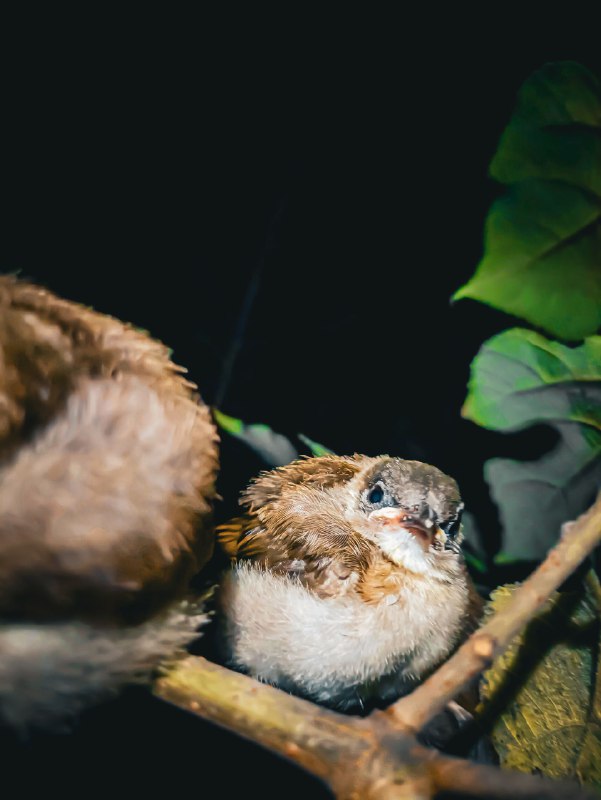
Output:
[
  {"xmin": 349, "ymin": 456, "xmax": 464, "ymax": 574},
  {"xmin": 236, "ymin": 454, "xmax": 465, "ymax": 577}
]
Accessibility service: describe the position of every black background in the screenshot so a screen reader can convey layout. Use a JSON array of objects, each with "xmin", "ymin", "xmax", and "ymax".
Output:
[{"xmin": 1, "ymin": 28, "xmax": 599, "ymax": 797}]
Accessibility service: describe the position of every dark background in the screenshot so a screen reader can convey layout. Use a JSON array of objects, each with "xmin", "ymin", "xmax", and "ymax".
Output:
[{"xmin": 1, "ymin": 33, "xmax": 599, "ymax": 797}]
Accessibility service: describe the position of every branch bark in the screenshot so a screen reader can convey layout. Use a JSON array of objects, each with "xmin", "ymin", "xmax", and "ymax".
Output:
[
  {"xmin": 155, "ymin": 656, "xmax": 598, "ymax": 799},
  {"xmin": 156, "ymin": 654, "xmax": 372, "ymax": 788},
  {"xmin": 386, "ymin": 492, "xmax": 601, "ymax": 734},
  {"xmin": 154, "ymin": 493, "xmax": 601, "ymax": 798}
]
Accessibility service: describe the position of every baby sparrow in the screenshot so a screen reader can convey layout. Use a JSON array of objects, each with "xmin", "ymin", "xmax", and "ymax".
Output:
[{"xmin": 218, "ymin": 454, "xmax": 482, "ymax": 710}]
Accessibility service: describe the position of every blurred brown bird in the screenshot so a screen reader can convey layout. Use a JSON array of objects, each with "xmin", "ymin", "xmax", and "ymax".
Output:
[
  {"xmin": 218, "ymin": 454, "xmax": 482, "ymax": 711},
  {"xmin": 0, "ymin": 275, "xmax": 218, "ymax": 730}
]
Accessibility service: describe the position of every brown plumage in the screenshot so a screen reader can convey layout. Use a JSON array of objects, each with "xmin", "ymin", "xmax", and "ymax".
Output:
[
  {"xmin": 217, "ymin": 454, "xmax": 482, "ymax": 711},
  {"xmin": 219, "ymin": 455, "xmax": 373, "ymax": 591},
  {"xmin": 0, "ymin": 275, "xmax": 218, "ymax": 729}
]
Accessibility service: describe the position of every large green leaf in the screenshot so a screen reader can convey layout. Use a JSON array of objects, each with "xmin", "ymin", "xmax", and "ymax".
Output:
[
  {"xmin": 478, "ymin": 582, "xmax": 601, "ymax": 787},
  {"xmin": 453, "ymin": 61, "xmax": 601, "ymax": 340},
  {"xmin": 463, "ymin": 328, "xmax": 601, "ymax": 559}
]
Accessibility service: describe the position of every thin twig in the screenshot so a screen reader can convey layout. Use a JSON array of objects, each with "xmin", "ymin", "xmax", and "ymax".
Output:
[{"xmin": 386, "ymin": 493, "xmax": 601, "ymax": 733}]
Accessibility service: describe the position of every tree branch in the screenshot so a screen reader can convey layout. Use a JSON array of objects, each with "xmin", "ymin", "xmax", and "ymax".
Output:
[
  {"xmin": 155, "ymin": 657, "xmax": 597, "ymax": 799},
  {"xmin": 425, "ymin": 751, "xmax": 598, "ymax": 799},
  {"xmin": 156, "ymin": 654, "xmax": 372, "ymax": 787},
  {"xmin": 386, "ymin": 492, "xmax": 601, "ymax": 734}
]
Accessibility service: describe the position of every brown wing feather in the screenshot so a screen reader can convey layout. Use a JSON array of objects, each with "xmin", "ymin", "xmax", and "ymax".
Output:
[
  {"xmin": 220, "ymin": 465, "xmax": 377, "ymax": 598},
  {"xmin": 216, "ymin": 515, "xmax": 269, "ymax": 560},
  {"xmin": 241, "ymin": 455, "xmax": 361, "ymax": 511}
]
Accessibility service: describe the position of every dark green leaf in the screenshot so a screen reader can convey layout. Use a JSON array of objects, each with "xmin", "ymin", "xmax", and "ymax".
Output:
[
  {"xmin": 463, "ymin": 328, "xmax": 601, "ymax": 559},
  {"xmin": 460, "ymin": 510, "xmax": 486, "ymax": 559},
  {"xmin": 463, "ymin": 551, "xmax": 487, "ymax": 574},
  {"xmin": 453, "ymin": 62, "xmax": 601, "ymax": 340},
  {"xmin": 297, "ymin": 433, "xmax": 334, "ymax": 457},
  {"xmin": 214, "ymin": 412, "xmax": 334, "ymax": 467},
  {"xmin": 214, "ymin": 409, "xmax": 298, "ymax": 467}
]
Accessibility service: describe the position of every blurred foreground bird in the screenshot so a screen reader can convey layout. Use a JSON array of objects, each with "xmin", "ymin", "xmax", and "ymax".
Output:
[
  {"xmin": 0, "ymin": 276, "xmax": 218, "ymax": 730},
  {"xmin": 218, "ymin": 455, "xmax": 482, "ymax": 712}
]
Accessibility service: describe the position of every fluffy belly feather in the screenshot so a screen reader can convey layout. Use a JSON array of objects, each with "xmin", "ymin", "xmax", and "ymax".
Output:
[{"xmin": 219, "ymin": 562, "xmax": 471, "ymax": 709}]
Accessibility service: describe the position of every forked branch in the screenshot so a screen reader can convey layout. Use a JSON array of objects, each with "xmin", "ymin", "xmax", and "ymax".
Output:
[{"xmin": 155, "ymin": 493, "xmax": 601, "ymax": 798}]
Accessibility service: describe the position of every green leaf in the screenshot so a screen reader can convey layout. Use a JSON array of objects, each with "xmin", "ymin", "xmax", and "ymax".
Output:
[
  {"xmin": 213, "ymin": 409, "xmax": 245, "ymax": 436},
  {"xmin": 463, "ymin": 328, "xmax": 601, "ymax": 559},
  {"xmin": 478, "ymin": 582, "xmax": 601, "ymax": 788},
  {"xmin": 297, "ymin": 433, "xmax": 334, "ymax": 457},
  {"xmin": 214, "ymin": 412, "xmax": 334, "ymax": 467},
  {"xmin": 453, "ymin": 62, "xmax": 601, "ymax": 340},
  {"xmin": 213, "ymin": 410, "xmax": 298, "ymax": 467},
  {"xmin": 493, "ymin": 552, "xmax": 521, "ymax": 566},
  {"xmin": 463, "ymin": 551, "xmax": 487, "ymax": 574}
]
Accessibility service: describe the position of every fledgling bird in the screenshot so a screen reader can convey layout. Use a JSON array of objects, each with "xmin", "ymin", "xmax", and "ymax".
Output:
[
  {"xmin": 0, "ymin": 275, "xmax": 219, "ymax": 730},
  {"xmin": 217, "ymin": 454, "xmax": 482, "ymax": 711}
]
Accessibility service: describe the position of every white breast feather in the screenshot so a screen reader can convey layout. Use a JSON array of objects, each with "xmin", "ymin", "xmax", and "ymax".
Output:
[{"xmin": 221, "ymin": 563, "xmax": 470, "ymax": 708}]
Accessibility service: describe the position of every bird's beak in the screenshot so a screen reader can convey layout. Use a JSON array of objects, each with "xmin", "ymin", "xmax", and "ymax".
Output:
[{"xmin": 369, "ymin": 507, "xmax": 444, "ymax": 547}]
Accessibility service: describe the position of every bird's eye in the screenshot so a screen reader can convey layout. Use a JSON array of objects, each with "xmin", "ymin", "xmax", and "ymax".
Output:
[{"xmin": 368, "ymin": 485, "xmax": 384, "ymax": 504}]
